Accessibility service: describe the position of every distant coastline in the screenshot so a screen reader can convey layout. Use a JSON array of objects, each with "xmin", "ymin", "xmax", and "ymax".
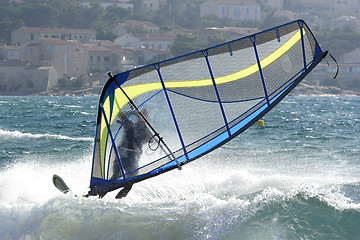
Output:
[
  {"xmin": 0, "ymin": 82, "xmax": 358, "ymax": 97},
  {"xmin": 31, "ymin": 82, "xmax": 359, "ymax": 97},
  {"xmin": 289, "ymin": 83, "xmax": 359, "ymax": 96}
]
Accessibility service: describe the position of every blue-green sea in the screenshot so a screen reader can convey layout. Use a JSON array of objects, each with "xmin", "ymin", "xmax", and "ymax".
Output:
[{"xmin": 0, "ymin": 95, "xmax": 359, "ymax": 240}]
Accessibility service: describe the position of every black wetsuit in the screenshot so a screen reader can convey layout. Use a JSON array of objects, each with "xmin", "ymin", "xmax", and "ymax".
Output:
[
  {"xmin": 119, "ymin": 120, "xmax": 152, "ymax": 174},
  {"xmin": 113, "ymin": 117, "xmax": 152, "ymax": 198}
]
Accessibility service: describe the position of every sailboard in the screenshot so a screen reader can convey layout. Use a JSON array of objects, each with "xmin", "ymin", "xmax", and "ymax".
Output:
[
  {"xmin": 86, "ymin": 19, "xmax": 327, "ymax": 197},
  {"xmin": 53, "ymin": 174, "xmax": 71, "ymax": 194}
]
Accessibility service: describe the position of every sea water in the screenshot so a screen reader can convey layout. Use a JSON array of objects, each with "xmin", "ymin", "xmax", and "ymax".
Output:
[{"xmin": 0, "ymin": 95, "xmax": 359, "ymax": 240}]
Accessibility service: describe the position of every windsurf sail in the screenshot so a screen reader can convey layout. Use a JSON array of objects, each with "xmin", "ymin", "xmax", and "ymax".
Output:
[{"xmin": 87, "ymin": 20, "xmax": 327, "ymax": 197}]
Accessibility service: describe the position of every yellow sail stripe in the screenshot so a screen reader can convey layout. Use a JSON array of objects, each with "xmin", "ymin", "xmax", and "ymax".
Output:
[
  {"xmin": 99, "ymin": 29, "xmax": 304, "ymax": 177},
  {"xmin": 113, "ymin": 29, "xmax": 303, "ymax": 114}
]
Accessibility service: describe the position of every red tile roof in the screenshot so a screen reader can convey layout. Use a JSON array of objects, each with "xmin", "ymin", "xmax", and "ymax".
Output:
[{"xmin": 19, "ymin": 27, "xmax": 96, "ymax": 34}]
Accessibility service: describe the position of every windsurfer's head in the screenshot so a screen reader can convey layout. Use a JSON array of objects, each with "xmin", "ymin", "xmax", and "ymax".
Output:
[
  {"xmin": 134, "ymin": 108, "xmax": 149, "ymax": 121},
  {"xmin": 141, "ymin": 109, "xmax": 149, "ymax": 119}
]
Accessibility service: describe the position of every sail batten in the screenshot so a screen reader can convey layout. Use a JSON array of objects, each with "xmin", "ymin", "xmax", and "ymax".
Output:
[{"xmin": 88, "ymin": 20, "xmax": 327, "ymax": 196}]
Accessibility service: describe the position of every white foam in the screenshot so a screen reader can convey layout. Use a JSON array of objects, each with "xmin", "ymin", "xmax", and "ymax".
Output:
[
  {"xmin": 1, "ymin": 154, "xmax": 359, "ymax": 240},
  {"xmin": 0, "ymin": 129, "xmax": 92, "ymax": 142}
]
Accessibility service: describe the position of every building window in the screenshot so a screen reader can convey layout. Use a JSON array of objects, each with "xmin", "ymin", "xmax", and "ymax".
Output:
[
  {"xmin": 30, "ymin": 34, "xmax": 34, "ymax": 40},
  {"xmin": 48, "ymin": 46, "xmax": 52, "ymax": 52},
  {"xmin": 234, "ymin": 7, "xmax": 240, "ymax": 20},
  {"xmin": 221, "ymin": 5, "xmax": 226, "ymax": 17},
  {"xmin": 104, "ymin": 56, "xmax": 110, "ymax": 62},
  {"xmin": 45, "ymin": 35, "xmax": 48, "ymax": 38},
  {"xmin": 26, "ymin": 80, "xmax": 34, "ymax": 88}
]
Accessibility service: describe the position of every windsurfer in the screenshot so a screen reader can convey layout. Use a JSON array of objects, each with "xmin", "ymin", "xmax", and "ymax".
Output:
[{"xmin": 112, "ymin": 109, "xmax": 152, "ymax": 199}]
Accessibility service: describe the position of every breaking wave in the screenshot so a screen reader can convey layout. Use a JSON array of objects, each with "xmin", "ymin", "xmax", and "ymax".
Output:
[{"xmin": 0, "ymin": 129, "xmax": 92, "ymax": 142}]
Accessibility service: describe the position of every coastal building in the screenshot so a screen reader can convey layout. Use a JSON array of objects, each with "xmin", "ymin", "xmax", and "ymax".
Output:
[
  {"xmin": 87, "ymin": 44, "xmax": 113, "ymax": 72},
  {"xmin": 79, "ymin": 0, "xmax": 134, "ymax": 11},
  {"xmin": 114, "ymin": 33, "xmax": 174, "ymax": 50},
  {"xmin": 3, "ymin": 31, "xmax": 91, "ymax": 94},
  {"xmin": 260, "ymin": 0, "xmax": 283, "ymax": 10},
  {"xmin": 112, "ymin": 20, "xmax": 160, "ymax": 36},
  {"xmin": 138, "ymin": 48, "xmax": 171, "ymax": 65},
  {"xmin": 200, "ymin": 0, "xmax": 261, "ymax": 21},
  {"xmin": 0, "ymin": 61, "xmax": 57, "ymax": 95},
  {"xmin": 306, "ymin": 48, "xmax": 360, "ymax": 92},
  {"xmin": 330, "ymin": 16, "xmax": 359, "ymax": 31},
  {"xmin": 300, "ymin": 0, "xmax": 359, "ymax": 13},
  {"xmin": 197, "ymin": 27, "xmax": 259, "ymax": 42},
  {"xmin": 114, "ymin": 34, "xmax": 142, "ymax": 49},
  {"xmin": 332, "ymin": 0, "xmax": 359, "ymax": 12},
  {"xmin": 22, "ymin": 38, "xmax": 88, "ymax": 79},
  {"xmin": 143, "ymin": 0, "xmax": 166, "ymax": 11},
  {"xmin": 87, "ymin": 40, "xmax": 119, "ymax": 48},
  {"xmin": 11, "ymin": 27, "xmax": 96, "ymax": 46},
  {"xmin": 299, "ymin": 0, "xmax": 333, "ymax": 12},
  {"xmin": 0, "ymin": 45, "xmax": 22, "ymax": 61},
  {"xmin": 111, "ymin": 47, "xmax": 140, "ymax": 70}
]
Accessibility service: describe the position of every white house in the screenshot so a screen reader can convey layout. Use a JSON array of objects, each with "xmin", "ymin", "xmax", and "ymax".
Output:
[
  {"xmin": 112, "ymin": 20, "xmax": 160, "ymax": 36},
  {"xmin": 0, "ymin": 45, "xmax": 22, "ymax": 61},
  {"xmin": 260, "ymin": 0, "xmax": 283, "ymax": 10},
  {"xmin": 200, "ymin": 0, "xmax": 261, "ymax": 21},
  {"xmin": 114, "ymin": 34, "xmax": 142, "ymax": 49},
  {"xmin": 114, "ymin": 34, "xmax": 174, "ymax": 50}
]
